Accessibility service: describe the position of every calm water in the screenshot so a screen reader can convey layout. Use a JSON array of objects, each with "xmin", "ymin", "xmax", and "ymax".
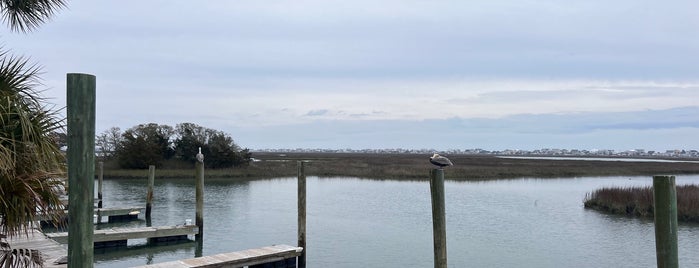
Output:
[{"xmin": 91, "ymin": 175, "xmax": 699, "ymax": 267}]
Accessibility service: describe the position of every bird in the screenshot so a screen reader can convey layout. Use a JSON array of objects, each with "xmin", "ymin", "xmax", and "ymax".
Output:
[
  {"xmin": 430, "ymin": 153, "xmax": 453, "ymax": 168},
  {"xmin": 196, "ymin": 147, "xmax": 204, "ymax": 163}
]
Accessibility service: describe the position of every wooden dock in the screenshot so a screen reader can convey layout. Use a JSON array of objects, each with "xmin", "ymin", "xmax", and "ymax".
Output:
[
  {"xmin": 136, "ymin": 244, "xmax": 303, "ymax": 268},
  {"xmin": 6, "ymin": 229, "xmax": 67, "ymax": 268},
  {"xmin": 38, "ymin": 207, "xmax": 144, "ymax": 223},
  {"xmin": 96, "ymin": 207, "xmax": 144, "ymax": 222},
  {"xmin": 46, "ymin": 225, "xmax": 198, "ymax": 248}
]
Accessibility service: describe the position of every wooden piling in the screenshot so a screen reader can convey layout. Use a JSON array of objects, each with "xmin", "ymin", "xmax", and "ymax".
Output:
[
  {"xmin": 429, "ymin": 169, "xmax": 447, "ymax": 268},
  {"xmin": 146, "ymin": 165, "xmax": 155, "ymax": 221},
  {"xmin": 195, "ymin": 159, "xmax": 204, "ymax": 243},
  {"xmin": 67, "ymin": 73, "xmax": 96, "ymax": 268},
  {"xmin": 297, "ymin": 161, "xmax": 307, "ymax": 268},
  {"xmin": 653, "ymin": 175, "xmax": 678, "ymax": 268},
  {"xmin": 98, "ymin": 161, "xmax": 104, "ymax": 208}
]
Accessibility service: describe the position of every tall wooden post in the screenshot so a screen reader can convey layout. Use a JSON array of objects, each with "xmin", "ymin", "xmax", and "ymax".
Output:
[
  {"xmin": 67, "ymin": 73, "xmax": 96, "ymax": 268},
  {"xmin": 97, "ymin": 161, "xmax": 103, "ymax": 208},
  {"xmin": 429, "ymin": 169, "xmax": 447, "ymax": 268},
  {"xmin": 146, "ymin": 165, "xmax": 155, "ymax": 224},
  {"xmin": 653, "ymin": 175, "xmax": 678, "ymax": 268},
  {"xmin": 195, "ymin": 157, "xmax": 205, "ymax": 243},
  {"xmin": 297, "ymin": 161, "xmax": 307, "ymax": 268}
]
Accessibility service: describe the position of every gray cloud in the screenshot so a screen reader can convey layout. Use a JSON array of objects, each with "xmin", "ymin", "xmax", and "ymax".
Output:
[
  {"xmin": 235, "ymin": 106, "xmax": 699, "ymax": 150},
  {"xmin": 305, "ymin": 109, "xmax": 329, "ymax": 116}
]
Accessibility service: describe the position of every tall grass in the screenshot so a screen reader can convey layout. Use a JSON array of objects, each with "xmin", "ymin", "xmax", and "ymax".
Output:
[
  {"xmin": 584, "ymin": 185, "xmax": 699, "ymax": 222},
  {"xmin": 101, "ymin": 152, "xmax": 699, "ymax": 180}
]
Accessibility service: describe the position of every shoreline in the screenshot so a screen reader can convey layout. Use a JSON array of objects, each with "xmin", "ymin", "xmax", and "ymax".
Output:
[{"xmin": 99, "ymin": 153, "xmax": 699, "ymax": 180}]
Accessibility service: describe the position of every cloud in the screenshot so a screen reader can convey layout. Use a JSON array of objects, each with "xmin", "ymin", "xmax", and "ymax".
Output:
[
  {"xmin": 305, "ymin": 109, "xmax": 329, "ymax": 116},
  {"xmin": 236, "ymin": 106, "xmax": 699, "ymax": 150}
]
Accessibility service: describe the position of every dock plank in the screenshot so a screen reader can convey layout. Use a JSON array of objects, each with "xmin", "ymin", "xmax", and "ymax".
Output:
[
  {"xmin": 6, "ymin": 229, "xmax": 67, "ymax": 268},
  {"xmin": 46, "ymin": 225, "xmax": 199, "ymax": 244},
  {"xmin": 136, "ymin": 244, "xmax": 303, "ymax": 268}
]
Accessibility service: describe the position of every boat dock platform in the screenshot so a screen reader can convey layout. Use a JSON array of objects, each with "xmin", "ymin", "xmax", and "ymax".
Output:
[
  {"xmin": 6, "ymin": 229, "xmax": 67, "ymax": 268},
  {"xmin": 46, "ymin": 225, "xmax": 198, "ymax": 248},
  {"xmin": 95, "ymin": 207, "xmax": 144, "ymax": 222},
  {"xmin": 137, "ymin": 244, "xmax": 303, "ymax": 268},
  {"xmin": 38, "ymin": 207, "xmax": 144, "ymax": 224}
]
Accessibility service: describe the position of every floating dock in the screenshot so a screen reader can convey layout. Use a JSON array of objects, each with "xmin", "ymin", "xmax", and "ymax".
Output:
[
  {"xmin": 95, "ymin": 207, "xmax": 144, "ymax": 222},
  {"xmin": 136, "ymin": 244, "xmax": 303, "ymax": 268},
  {"xmin": 5, "ymin": 229, "xmax": 67, "ymax": 268},
  {"xmin": 37, "ymin": 207, "xmax": 144, "ymax": 224},
  {"xmin": 46, "ymin": 225, "xmax": 198, "ymax": 248}
]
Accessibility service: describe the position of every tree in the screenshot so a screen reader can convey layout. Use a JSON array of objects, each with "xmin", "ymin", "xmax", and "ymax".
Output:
[
  {"xmin": 173, "ymin": 122, "xmax": 208, "ymax": 163},
  {"xmin": 173, "ymin": 122, "xmax": 251, "ymax": 168},
  {"xmin": 96, "ymin": 126, "xmax": 121, "ymax": 160},
  {"xmin": 116, "ymin": 123, "xmax": 174, "ymax": 168}
]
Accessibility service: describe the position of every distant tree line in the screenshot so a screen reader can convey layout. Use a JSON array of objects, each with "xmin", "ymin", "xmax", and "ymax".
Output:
[{"xmin": 96, "ymin": 123, "xmax": 251, "ymax": 169}]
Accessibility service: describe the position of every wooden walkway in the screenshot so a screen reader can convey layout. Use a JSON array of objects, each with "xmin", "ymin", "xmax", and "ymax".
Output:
[
  {"xmin": 46, "ymin": 225, "xmax": 198, "ymax": 246},
  {"xmin": 136, "ymin": 244, "xmax": 303, "ymax": 268},
  {"xmin": 6, "ymin": 229, "xmax": 67, "ymax": 268}
]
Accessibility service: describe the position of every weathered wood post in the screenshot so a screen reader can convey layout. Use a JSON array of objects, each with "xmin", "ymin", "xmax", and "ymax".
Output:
[
  {"xmin": 146, "ymin": 165, "xmax": 155, "ymax": 223},
  {"xmin": 297, "ymin": 161, "xmax": 307, "ymax": 268},
  {"xmin": 195, "ymin": 150, "xmax": 205, "ymax": 245},
  {"xmin": 430, "ymin": 169, "xmax": 447, "ymax": 268},
  {"xmin": 653, "ymin": 175, "xmax": 678, "ymax": 268},
  {"xmin": 98, "ymin": 161, "xmax": 104, "ymax": 208},
  {"xmin": 67, "ymin": 73, "xmax": 96, "ymax": 268}
]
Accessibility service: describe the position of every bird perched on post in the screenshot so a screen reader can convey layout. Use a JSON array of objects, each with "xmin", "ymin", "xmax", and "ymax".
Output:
[
  {"xmin": 430, "ymin": 153, "xmax": 453, "ymax": 168},
  {"xmin": 196, "ymin": 147, "xmax": 204, "ymax": 163}
]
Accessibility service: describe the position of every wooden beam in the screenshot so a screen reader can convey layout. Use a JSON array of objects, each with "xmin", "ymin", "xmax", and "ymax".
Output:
[
  {"xmin": 653, "ymin": 175, "xmax": 679, "ymax": 268},
  {"xmin": 66, "ymin": 73, "xmax": 96, "ymax": 268},
  {"xmin": 147, "ymin": 165, "xmax": 155, "ymax": 221},
  {"xmin": 298, "ymin": 161, "xmax": 307, "ymax": 268},
  {"xmin": 430, "ymin": 168, "xmax": 448, "ymax": 268}
]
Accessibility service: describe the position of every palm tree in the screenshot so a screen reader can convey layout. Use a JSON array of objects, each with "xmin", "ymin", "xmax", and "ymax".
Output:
[
  {"xmin": 0, "ymin": 1, "xmax": 67, "ymax": 267},
  {"xmin": 0, "ymin": 49, "xmax": 66, "ymax": 236}
]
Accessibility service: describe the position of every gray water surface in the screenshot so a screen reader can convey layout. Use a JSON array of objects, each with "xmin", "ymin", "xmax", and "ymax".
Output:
[{"xmin": 93, "ymin": 175, "xmax": 699, "ymax": 267}]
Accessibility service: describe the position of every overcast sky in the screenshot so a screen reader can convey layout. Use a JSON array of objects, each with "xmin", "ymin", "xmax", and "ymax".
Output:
[{"xmin": 3, "ymin": 0, "xmax": 699, "ymax": 151}]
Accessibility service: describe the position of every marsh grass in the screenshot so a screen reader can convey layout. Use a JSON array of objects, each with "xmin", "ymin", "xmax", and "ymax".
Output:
[
  {"xmin": 584, "ymin": 185, "xmax": 699, "ymax": 222},
  {"xmin": 100, "ymin": 152, "xmax": 699, "ymax": 181}
]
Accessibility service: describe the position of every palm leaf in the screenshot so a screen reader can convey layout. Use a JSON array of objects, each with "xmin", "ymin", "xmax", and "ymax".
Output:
[{"xmin": 0, "ymin": 0, "xmax": 66, "ymax": 33}]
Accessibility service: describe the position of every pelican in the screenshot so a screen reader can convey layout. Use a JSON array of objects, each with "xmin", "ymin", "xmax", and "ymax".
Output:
[
  {"xmin": 430, "ymin": 153, "xmax": 453, "ymax": 168},
  {"xmin": 196, "ymin": 147, "xmax": 204, "ymax": 163}
]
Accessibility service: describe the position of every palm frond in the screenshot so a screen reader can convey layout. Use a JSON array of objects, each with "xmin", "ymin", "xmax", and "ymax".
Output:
[
  {"xmin": 0, "ymin": 49, "xmax": 65, "ymax": 238},
  {"xmin": 0, "ymin": 248, "xmax": 44, "ymax": 267},
  {"xmin": 0, "ymin": 0, "xmax": 67, "ymax": 33}
]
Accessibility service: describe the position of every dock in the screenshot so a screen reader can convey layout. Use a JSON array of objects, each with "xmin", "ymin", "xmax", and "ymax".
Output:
[
  {"xmin": 5, "ymin": 229, "xmax": 67, "ymax": 268},
  {"xmin": 95, "ymin": 207, "xmax": 144, "ymax": 222},
  {"xmin": 136, "ymin": 244, "xmax": 303, "ymax": 268},
  {"xmin": 46, "ymin": 225, "xmax": 198, "ymax": 248},
  {"xmin": 37, "ymin": 207, "xmax": 144, "ymax": 223}
]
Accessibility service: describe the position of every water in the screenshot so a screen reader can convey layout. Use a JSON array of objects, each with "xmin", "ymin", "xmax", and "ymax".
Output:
[{"xmin": 92, "ymin": 175, "xmax": 699, "ymax": 267}]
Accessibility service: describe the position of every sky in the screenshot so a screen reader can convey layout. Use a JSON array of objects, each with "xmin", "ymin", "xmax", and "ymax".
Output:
[{"xmin": 2, "ymin": 0, "xmax": 699, "ymax": 151}]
